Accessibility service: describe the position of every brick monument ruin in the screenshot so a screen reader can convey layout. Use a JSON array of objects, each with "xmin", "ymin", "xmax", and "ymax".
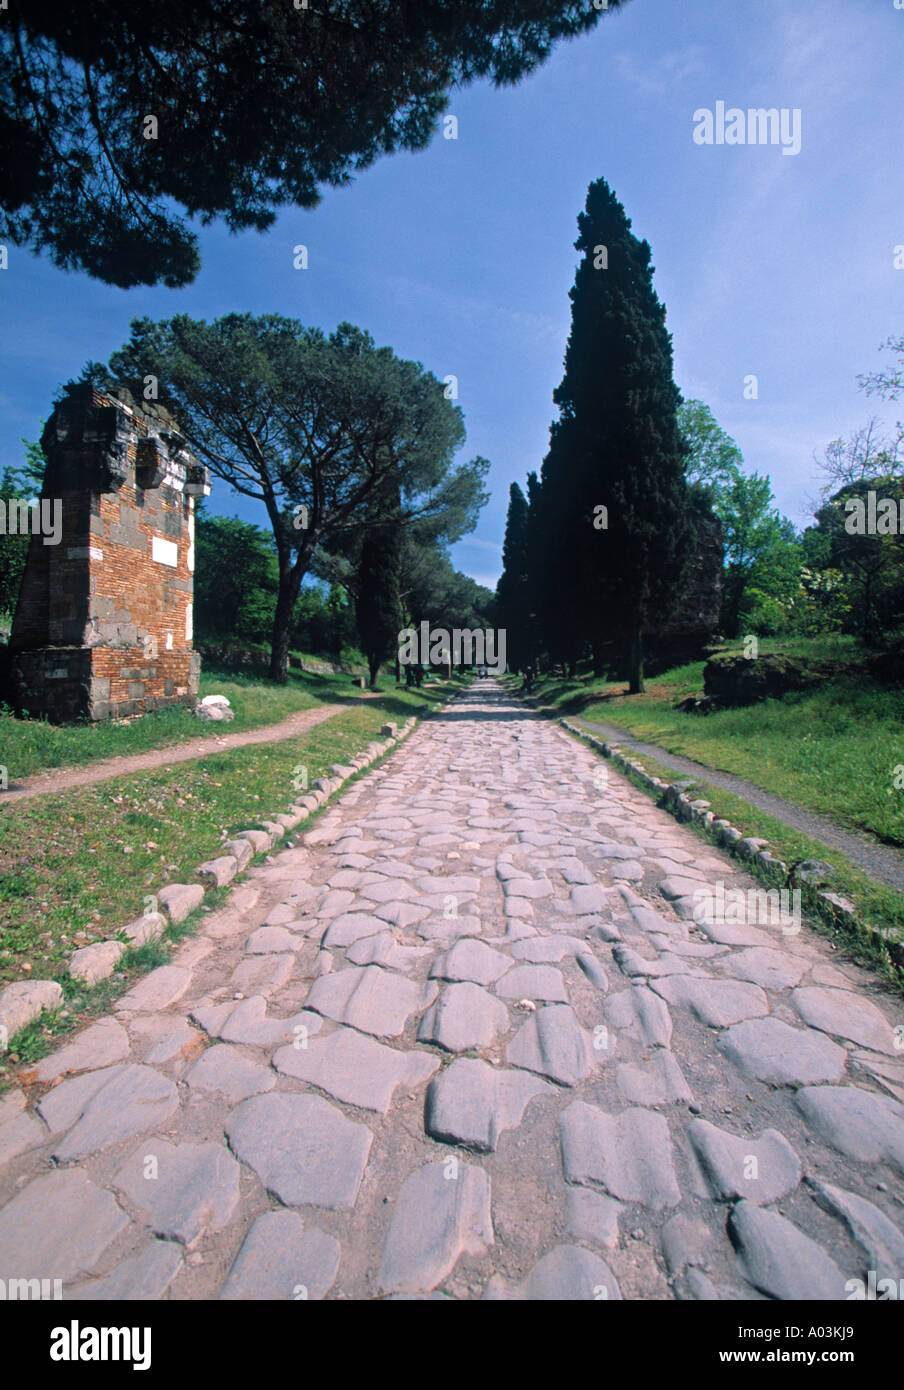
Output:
[{"xmin": 6, "ymin": 383, "xmax": 210, "ymax": 722}]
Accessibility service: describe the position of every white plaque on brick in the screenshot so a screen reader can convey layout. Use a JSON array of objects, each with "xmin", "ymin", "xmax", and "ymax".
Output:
[{"xmin": 151, "ymin": 536, "xmax": 178, "ymax": 567}]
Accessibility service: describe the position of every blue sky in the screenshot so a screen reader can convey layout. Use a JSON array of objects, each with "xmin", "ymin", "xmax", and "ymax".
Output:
[{"xmin": 1, "ymin": 0, "xmax": 902, "ymax": 589}]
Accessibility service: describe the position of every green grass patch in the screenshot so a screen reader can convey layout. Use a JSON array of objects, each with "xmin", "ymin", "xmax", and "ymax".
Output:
[
  {"xmin": 520, "ymin": 648, "xmax": 904, "ymax": 849},
  {"xmin": 0, "ymin": 677, "xmax": 459, "ymax": 990}
]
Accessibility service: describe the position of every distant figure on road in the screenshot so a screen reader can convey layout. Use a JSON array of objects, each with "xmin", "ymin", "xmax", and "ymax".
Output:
[{"xmin": 522, "ymin": 663, "xmax": 534, "ymax": 693}]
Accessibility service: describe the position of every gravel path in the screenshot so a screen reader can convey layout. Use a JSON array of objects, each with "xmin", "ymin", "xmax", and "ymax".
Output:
[
  {"xmin": 2, "ymin": 679, "xmax": 903, "ymax": 1301},
  {"xmin": 575, "ymin": 715, "xmax": 904, "ymax": 895},
  {"xmin": 0, "ymin": 704, "xmax": 344, "ymax": 805}
]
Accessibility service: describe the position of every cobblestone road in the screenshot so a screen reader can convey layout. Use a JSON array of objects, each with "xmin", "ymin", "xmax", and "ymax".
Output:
[{"xmin": 2, "ymin": 680, "xmax": 903, "ymax": 1300}]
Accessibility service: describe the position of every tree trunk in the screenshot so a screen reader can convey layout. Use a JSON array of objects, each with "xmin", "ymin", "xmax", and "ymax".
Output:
[
  {"xmin": 369, "ymin": 654, "xmax": 381, "ymax": 687},
  {"xmin": 628, "ymin": 625, "xmax": 645, "ymax": 694},
  {"xmin": 268, "ymin": 563, "xmax": 303, "ymax": 684}
]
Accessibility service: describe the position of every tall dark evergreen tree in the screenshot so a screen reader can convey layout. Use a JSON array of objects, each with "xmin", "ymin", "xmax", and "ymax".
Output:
[
  {"xmin": 544, "ymin": 177, "xmax": 693, "ymax": 692},
  {"xmin": 495, "ymin": 482, "xmax": 530, "ymax": 670},
  {"xmin": 355, "ymin": 476, "xmax": 404, "ymax": 687}
]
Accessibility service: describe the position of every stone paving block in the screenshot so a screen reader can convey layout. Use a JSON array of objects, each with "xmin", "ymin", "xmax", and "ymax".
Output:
[
  {"xmin": 719, "ymin": 1017, "xmax": 847, "ymax": 1087},
  {"xmin": 245, "ymin": 926, "xmax": 302, "ymax": 954},
  {"xmin": 230, "ymin": 953, "xmax": 296, "ymax": 997},
  {"xmin": 616, "ymin": 1050, "xmax": 693, "ymax": 1106},
  {"xmin": 728, "ymin": 1200, "xmax": 847, "ymax": 1300},
  {"xmin": 795, "ymin": 1085, "xmax": 904, "ymax": 1171},
  {"xmin": 72, "ymin": 1240, "xmax": 183, "ymax": 1300},
  {"xmin": 22, "ymin": 1017, "xmax": 130, "ymax": 1083},
  {"xmin": 606, "ymin": 985, "xmax": 673, "ymax": 1048},
  {"xmin": 0, "ymin": 1170, "xmax": 130, "ymax": 1282},
  {"xmin": 158, "ymin": 883, "xmax": 204, "ymax": 923},
  {"xmin": 220, "ymin": 1211, "xmax": 341, "ymax": 1300},
  {"xmin": 130, "ymin": 1015, "xmax": 204, "ymax": 1066},
  {"xmin": 807, "ymin": 1178, "xmax": 904, "ymax": 1282},
  {"xmin": 321, "ymin": 912, "xmax": 390, "ymax": 948},
  {"xmin": 226, "ymin": 1093, "xmax": 372, "ymax": 1209},
  {"xmin": 565, "ymin": 1187, "xmax": 622, "ymax": 1250},
  {"xmin": 115, "ymin": 965, "xmax": 192, "ymax": 1014},
  {"xmin": 495, "ymin": 964, "xmax": 569, "ymax": 1004},
  {"xmin": 791, "ymin": 986, "xmax": 898, "ymax": 1055},
  {"xmin": 0, "ymin": 1093, "xmax": 47, "ymax": 1167},
  {"xmin": 346, "ymin": 931, "xmax": 432, "ymax": 972},
  {"xmin": 197, "ymin": 856, "xmax": 238, "ymax": 888},
  {"xmin": 430, "ymin": 938, "xmax": 513, "ymax": 986},
  {"xmin": 506, "ymin": 1004, "xmax": 597, "ymax": 1086},
  {"xmin": 185, "ymin": 1044, "xmax": 276, "ymax": 1103},
  {"xmin": 274, "ymin": 1026, "xmax": 439, "ymax": 1113},
  {"xmin": 484, "ymin": 1244, "xmax": 621, "ymax": 1300},
  {"xmin": 425, "ymin": 1057, "xmax": 553, "ymax": 1152},
  {"xmin": 687, "ymin": 1118, "xmax": 802, "ymax": 1203},
  {"xmin": 378, "ymin": 1161, "xmax": 493, "ymax": 1295},
  {"xmin": 418, "ymin": 983, "xmax": 511, "ymax": 1053},
  {"xmin": 559, "ymin": 1101, "xmax": 681, "ymax": 1209},
  {"xmin": 305, "ymin": 965, "xmax": 438, "ymax": 1038},
  {"xmin": 114, "ymin": 1139, "xmax": 241, "ymax": 1246},
  {"xmin": 716, "ymin": 947, "xmax": 810, "ymax": 991},
  {"xmin": 508, "ymin": 935, "xmax": 586, "ymax": 963},
  {"xmin": 39, "ymin": 1063, "xmax": 179, "ymax": 1160},
  {"xmin": 68, "ymin": 940, "xmax": 125, "ymax": 985},
  {"xmin": 0, "ymin": 979, "xmax": 63, "ymax": 1039},
  {"xmin": 651, "ymin": 975, "xmax": 769, "ymax": 1029}
]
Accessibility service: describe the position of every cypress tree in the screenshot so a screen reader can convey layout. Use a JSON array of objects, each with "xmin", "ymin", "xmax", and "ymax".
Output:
[
  {"xmin": 496, "ymin": 482, "xmax": 530, "ymax": 670},
  {"xmin": 547, "ymin": 177, "xmax": 693, "ymax": 692}
]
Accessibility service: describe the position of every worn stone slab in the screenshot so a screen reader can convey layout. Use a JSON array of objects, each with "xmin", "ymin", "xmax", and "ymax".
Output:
[
  {"xmin": 185, "ymin": 1044, "xmax": 276, "ymax": 1103},
  {"xmin": 484, "ymin": 1244, "xmax": 621, "ymax": 1300},
  {"xmin": 72, "ymin": 1240, "xmax": 183, "ymax": 1300},
  {"xmin": 559, "ymin": 1101, "xmax": 681, "ymax": 1209},
  {"xmin": 613, "ymin": 946, "xmax": 701, "ymax": 981},
  {"xmin": 729, "ymin": 1200, "xmax": 847, "ymax": 1300},
  {"xmin": 807, "ymin": 1178, "xmax": 904, "ymax": 1283},
  {"xmin": 39, "ymin": 1063, "xmax": 179, "ymax": 1160},
  {"xmin": 197, "ymin": 856, "xmax": 238, "ymax": 888},
  {"xmin": 430, "ymin": 938, "xmax": 512, "ymax": 987},
  {"xmin": 661, "ymin": 1213, "xmax": 712, "ymax": 1278},
  {"xmin": 115, "ymin": 965, "xmax": 192, "ymax": 1014},
  {"xmin": 0, "ymin": 979, "xmax": 63, "ymax": 1039},
  {"xmin": 22, "ymin": 1017, "xmax": 130, "ymax": 1084},
  {"xmin": 791, "ymin": 986, "xmax": 897, "ymax": 1055},
  {"xmin": 688, "ymin": 1118, "xmax": 802, "ymax": 1203},
  {"xmin": 0, "ymin": 1095, "xmax": 47, "ymax": 1167},
  {"xmin": 0, "ymin": 1170, "xmax": 129, "ymax": 1281},
  {"xmin": 217, "ymin": 998, "xmax": 323, "ymax": 1050},
  {"xmin": 508, "ymin": 935, "xmax": 586, "ymax": 963},
  {"xmin": 616, "ymin": 1050, "xmax": 693, "ymax": 1106},
  {"xmin": 576, "ymin": 952, "xmax": 609, "ymax": 993},
  {"xmin": 321, "ymin": 912, "xmax": 391, "ymax": 948},
  {"xmin": 565, "ymin": 1187, "xmax": 622, "ymax": 1250},
  {"xmin": 224, "ymin": 837, "xmax": 254, "ymax": 870},
  {"xmin": 130, "ymin": 1015, "xmax": 203, "ymax": 1066},
  {"xmin": 720, "ymin": 1018, "xmax": 847, "ymax": 1087},
  {"xmin": 425, "ymin": 1058, "xmax": 552, "ymax": 1152},
  {"xmin": 114, "ymin": 1139, "xmax": 241, "ymax": 1246},
  {"xmin": 795, "ymin": 1085, "xmax": 904, "ymax": 1171},
  {"xmin": 378, "ymin": 1161, "xmax": 493, "ymax": 1295},
  {"xmin": 651, "ymin": 975, "xmax": 769, "ymax": 1029},
  {"xmin": 606, "ymin": 985, "xmax": 673, "ymax": 1048},
  {"xmin": 506, "ymin": 1004, "xmax": 597, "ymax": 1086},
  {"xmin": 220, "ymin": 1211, "xmax": 341, "ymax": 1300},
  {"xmin": 495, "ymin": 964, "xmax": 569, "ymax": 1004},
  {"xmin": 570, "ymin": 884, "xmax": 608, "ymax": 915},
  {"xmin": 121, "ymin": 912, "xmax": 167, "ymax": 947},
  {"xmin": 226, "ymin": 1092, "xmax": 372, "ymax": 1209},
  {"xmin": 418, "ymin": 983, "xmax": 511, "ymax": 1053},
  {"xmin": 230, "ymin": 953, "xmax": 296, "ymax": 997},
  {"xmin": 68, "ymin": 940, "xmax": 125, "ymax": 985},
  {"xmin": 717, "ymin": 947, "xmax": 810, "ymax": 991},
  {"xmin": 245, "ymin": 926, "xmax": 302, "ymax": 954},
  {"xmin": 346, "ymin": 931, "xmax": 431, "ymax": 972},
  {"xmin": 158, "ymin": 883, "xmax": 204, "ymax": 923},
  {"xmin": 305, "ymin": 965, "xmax": 438, "ymax": 1038},
  {"xmin": 274, "ymin": 1027, "xmax": 439, "ymax": 1113}
]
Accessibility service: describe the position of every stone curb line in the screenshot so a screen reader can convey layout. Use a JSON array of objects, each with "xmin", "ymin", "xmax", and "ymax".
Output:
[
  {"xmin": 558, "ymin": 716, "xmax": 904, "ymax": 976},
  {"xmin": 0, "ymin": 712, "xmax": 425, "ymax": 1050}
]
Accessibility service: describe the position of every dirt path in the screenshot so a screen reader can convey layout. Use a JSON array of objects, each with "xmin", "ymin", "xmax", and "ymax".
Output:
[
  {"xmin": 0, "ymin": 704, "xmax": 345, "ymax": 806},
  {"xmin": 574, "ymin": 714, "xmax": 904, "ymax": 896}
]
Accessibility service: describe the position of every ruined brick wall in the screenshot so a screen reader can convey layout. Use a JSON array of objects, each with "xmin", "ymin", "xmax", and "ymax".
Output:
[{"xmin": 8, "ymin": 383, "xmax": 210, "ymax": 722}]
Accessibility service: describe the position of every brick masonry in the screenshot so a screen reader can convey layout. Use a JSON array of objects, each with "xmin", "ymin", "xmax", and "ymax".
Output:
[{"xmin": 8, "ymin": 384, "xmax": 210, "ymax": 721}]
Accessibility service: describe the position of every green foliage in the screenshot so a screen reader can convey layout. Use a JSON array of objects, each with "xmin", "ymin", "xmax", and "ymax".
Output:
[
  {"xmin": 539, "ymin": 177, "xmax": 693, "ymax": 688},
  {"xmin": 0, "ymin": 1, "xmax": 629, "ymax": 286},
  {"xmin": 495, "ymin": 482, "xmax": 531, "ymax": 669},
  {"xmin": 812, "ymin": 476, "xmax": 904, "ymax": 645},
  {"xmin": 104, "ymin": 313, "xmax": 486, "ymax": 683}
]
